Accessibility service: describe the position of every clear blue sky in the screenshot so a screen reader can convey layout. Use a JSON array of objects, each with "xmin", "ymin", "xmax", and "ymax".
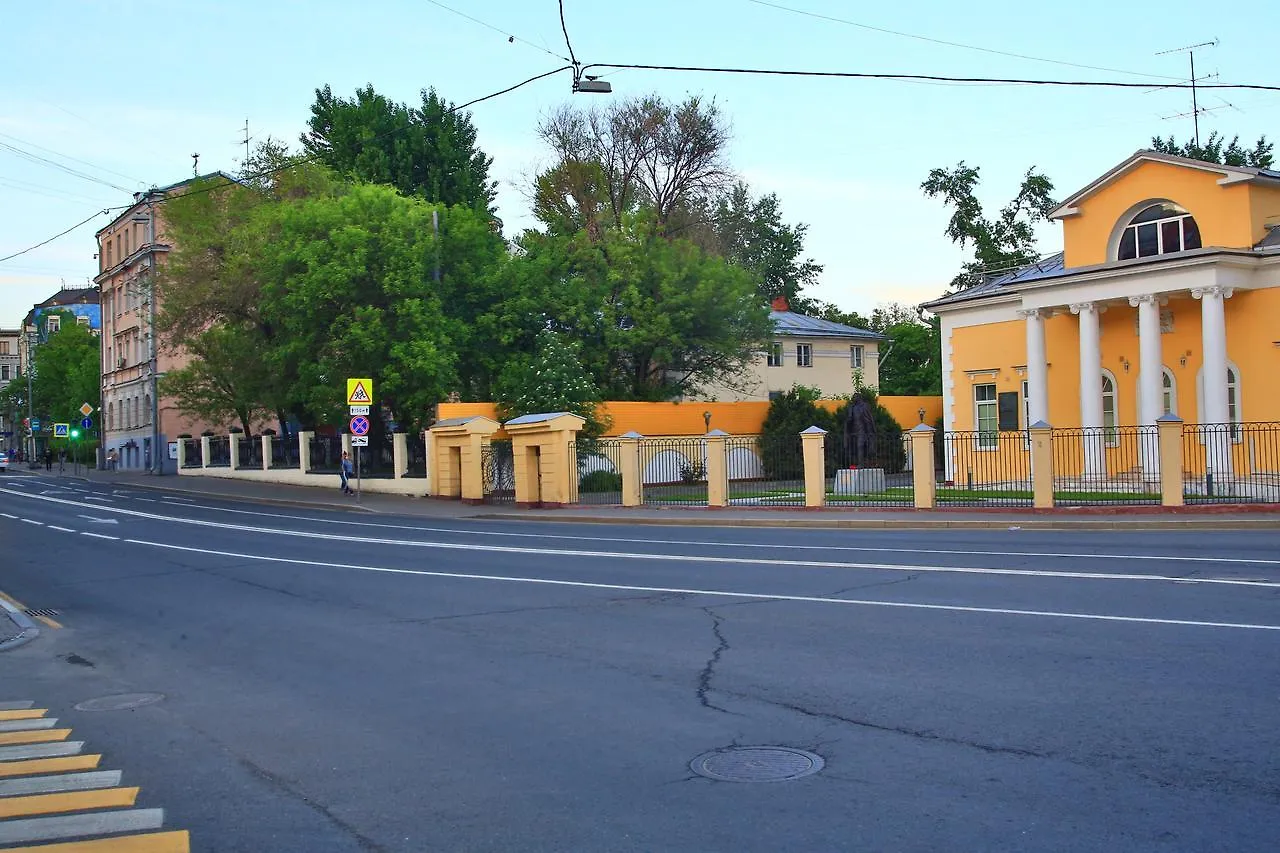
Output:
[{"xmin": 1, "ymin": 0, "xmax": 1274, "ymax": 327}]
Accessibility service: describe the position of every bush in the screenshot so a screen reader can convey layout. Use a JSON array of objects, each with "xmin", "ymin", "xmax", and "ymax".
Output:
[
  {"xmin": 579, "ymin": 469, "xmax": 622, "ymax": 493},
  {"xmin": 679, "ymin": 461, "xmax": 707, "ymax": 483},
  {"xmin": 760, "ymin": 385, "xmax": 836, "ymax": 479}
]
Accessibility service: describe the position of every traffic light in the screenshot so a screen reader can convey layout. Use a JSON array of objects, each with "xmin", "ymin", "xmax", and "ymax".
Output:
[{"xmin": 70, "ymin": 429, "xmax": 80, "ymax": 439}]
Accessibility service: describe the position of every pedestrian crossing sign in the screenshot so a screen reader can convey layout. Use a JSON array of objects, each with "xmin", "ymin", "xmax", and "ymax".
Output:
[
  {"xmin": 53, "ymin": 423, "xmax": 69, "ymax": 438},
  {"xmin": 346, "ymin": 378, "xmax": 373, "ymax": 405}
]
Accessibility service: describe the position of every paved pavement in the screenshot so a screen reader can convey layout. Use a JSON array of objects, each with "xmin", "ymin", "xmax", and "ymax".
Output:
[{"xmin": 2, "ymin": 470, "xmax": 1279, "ymax": 850}]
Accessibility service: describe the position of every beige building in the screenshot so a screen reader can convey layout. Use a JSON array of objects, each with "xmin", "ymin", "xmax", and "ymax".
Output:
[
  {"xmin": 700, "ymin": 297, "xmax": 884, "ymax": 401},
  {"xmin": 96, "ymin": 173, "xmax": 233, "ymax": 472}
]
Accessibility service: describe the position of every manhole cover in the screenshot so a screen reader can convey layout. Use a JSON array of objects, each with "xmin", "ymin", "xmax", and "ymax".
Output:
[
  {"xmin": 75, "ymin": 693, "xmax": 165, "ymax": 712},
  {"xmin": 690, "ymin": 747, "xmax": 824, "ymax": 782}
]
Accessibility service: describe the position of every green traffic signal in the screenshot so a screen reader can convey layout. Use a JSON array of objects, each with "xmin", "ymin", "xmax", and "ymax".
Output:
[{"xmin": 70, "ymin": 429, "xmax": 80, "ymax": 439}]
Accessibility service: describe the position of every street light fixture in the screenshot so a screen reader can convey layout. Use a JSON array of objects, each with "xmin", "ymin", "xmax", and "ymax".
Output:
[{"xmin": 24, "ymin": 323, "xmax": 36, "ymax": 464}]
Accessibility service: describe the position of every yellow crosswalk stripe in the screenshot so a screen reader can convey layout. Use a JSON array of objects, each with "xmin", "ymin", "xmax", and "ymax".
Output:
[
  {"xmin": 0, "ymin": 786, "xmax": 139, "ymax": 818},
  {"xmin": 0, "ymin": 755, "xmax": 102, "ymax": 778},
  {"xmin": 0, "ymin": 710, "xmax": 47, "ymax": 721},
  {"xmin": 0, "ymin": 728, "xmax": 71, "ymax": 746},
  {"xmin": 0, "ymin": 829, "xmax": 190, "ymax": 852}
]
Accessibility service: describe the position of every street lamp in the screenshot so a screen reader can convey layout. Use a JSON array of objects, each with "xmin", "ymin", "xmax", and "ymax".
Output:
[
  {"xmin": 24, "ymin": 323, "xmax": 36, "ymax": 464},
  {"xmin": 703, "ymin": 411, "xmax": 712, "ymax": 433}
]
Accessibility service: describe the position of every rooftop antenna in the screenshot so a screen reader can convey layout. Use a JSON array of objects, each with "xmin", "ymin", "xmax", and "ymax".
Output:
[
  {"xmin": 239, "ymin": 119, "xmax": 253, "ymax": 164},
  {"xmin": 1155, "ymin": 39, "xmax": 1219, "ymax": 146},
  {"xmin": 191, "ymin": 152, "xmax": 200, "ymax": 176}
]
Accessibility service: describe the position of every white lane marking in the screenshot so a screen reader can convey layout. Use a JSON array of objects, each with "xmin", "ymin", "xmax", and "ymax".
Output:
[
  {"xmin": 0, "ymin": 741, "xmax": 84, "ymax": 761},
  {"xmin": 164, "ymin": 496, "xmax": 195, "ymax": 502},
  {"xmin": 81, "ymin": 532, "xmax": 119, "ymax": 540},
  {"xmin": 0, "ymin": 718, "xmax": 57, "ymax": 732},
  {"xmin": 20, "ymin": 518, "xmax": 43, "ymax": 526},
  {"xmin": 0, "ymin": 701, "xmax": 35, "ymax": 710},
  {"xmin": 0, "ymin": 809, "xmax": 165, "ymax": 845},
  {"xmin": 125, "ymin": 538, "xmax": 1280, "ymax": 632},
  {"xmin": 0, "ymin": 512, "xmax": 16, "ymax": 519},
  {"xmin": 5, "ymin": 487, "xmax": 1278, "ymax": 589},
  {"xmin": 46, "ymin": 525, "xmax": 74, "ymax": 533},
  {"xmin": 83, "ymin": 496, "xmax": 112, "ymax": 503},
  {"xmin": 77, "ymin": 515, "xmax": 118, "ymax": 524},
  {"xmin": 27, "ymin": 488, "xmax": 1276, "ymax": 568},
  {"xmin": 0, "ymin": 770, "xmax": 122, "ymax": 797},
  {"xmin": 136, "ymin": 497, "xmax": 157, "ymax": 502}
]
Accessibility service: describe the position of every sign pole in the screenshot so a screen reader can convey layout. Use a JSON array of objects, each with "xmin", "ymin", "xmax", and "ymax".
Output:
[{"xmin": 356, "ymin": 444, "xmax": 362, "ymax": 503}]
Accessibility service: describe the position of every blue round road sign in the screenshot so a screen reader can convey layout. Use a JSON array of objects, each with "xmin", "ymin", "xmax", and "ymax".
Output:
[
  {"xmin": 80, "ymin": 417, "xmax": 93, "ymax": 429},
  {"xmin": 349, "ymin": 415, "xmax": 370, "ymax": 436}
]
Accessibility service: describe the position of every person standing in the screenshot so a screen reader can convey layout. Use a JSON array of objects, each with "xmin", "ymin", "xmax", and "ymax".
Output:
[
  {"xmin": 44, "ymin": 449, "xmax": 52, "ymax": 471},
  {"xmin": 339, "ymin": 451, "xmax": 355, "ymax": 495}
]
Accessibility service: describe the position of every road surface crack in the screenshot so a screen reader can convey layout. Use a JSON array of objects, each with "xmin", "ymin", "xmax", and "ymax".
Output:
[
  {"xmin": 234, "ymin": 754, "xmax": 388, "ymax": 852},
  {"xmin": 696, "ymin": 607, "xmax": 735, "ymax": 715}
]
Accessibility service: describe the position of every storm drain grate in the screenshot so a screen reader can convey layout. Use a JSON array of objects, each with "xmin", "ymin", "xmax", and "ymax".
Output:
[
  {"xmin": 24, "ymin": 608, "xmax": 60, "ymax": 618},
  {"xmin": 690, "ymin": 746, "xmax": 825, "ymax": 782}
]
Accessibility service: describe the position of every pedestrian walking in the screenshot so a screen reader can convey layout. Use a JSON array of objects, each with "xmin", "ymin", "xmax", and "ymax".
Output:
[
  {"xmin": 58, "ymin": 450, "xmax": 66, "ymax": 474},
  {"xmin": 339, "ymin": 451, "xmax": 355, "ymax": 495},
  {"xmin": 44, "ymin": 449, "xmax": 52, "ymax": 471}
]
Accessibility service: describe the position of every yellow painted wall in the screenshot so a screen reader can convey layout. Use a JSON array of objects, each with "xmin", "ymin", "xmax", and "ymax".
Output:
[
  {"xmin": 437, "ymin": 396, "xmax": 943, "ymax": 437},
  {"xmin": 1062, "ymin": 160, "xmax": 1260, "ymax": 268}
]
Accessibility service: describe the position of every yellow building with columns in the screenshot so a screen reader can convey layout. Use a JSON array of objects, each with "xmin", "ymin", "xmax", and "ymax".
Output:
[{"xmin": 925, "ymin": 150, "xmax": 1280, "ymax": 485}]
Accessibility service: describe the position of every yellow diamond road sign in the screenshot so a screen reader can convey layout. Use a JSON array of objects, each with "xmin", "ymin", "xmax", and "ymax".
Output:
[
  {"xmin": 79, "ymin": 402, "xmax": 94, "ymax": 417},
  {"xmin": 346, "ymin": 378, "xmax": 373, "ymax": 405}
]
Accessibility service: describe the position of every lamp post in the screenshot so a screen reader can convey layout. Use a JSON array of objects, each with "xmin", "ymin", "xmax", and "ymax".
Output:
[
  {"xmin": 918, "ymin": 407, "xmax": 926, "ymax": 424},
  {"xmin": 703, "ymin": 411, "xmax": 712, "ymax": 433},
  {"xmin": 24, "ymin": 323, "xmax": 36, "ymax": 464}
]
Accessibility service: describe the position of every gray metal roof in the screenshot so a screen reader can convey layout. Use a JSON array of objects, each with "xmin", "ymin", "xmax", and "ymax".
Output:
[
  {"xmin": 923, "ymin": 253, "xmax": 1066, "ymax": 309},
  {"xmin": 1258, "ymin": 226, "xmax": 1280, "ymax": 249},
  {"xmin": 770, "ymin": 311, "xmax": 884, "ymax": 340}
]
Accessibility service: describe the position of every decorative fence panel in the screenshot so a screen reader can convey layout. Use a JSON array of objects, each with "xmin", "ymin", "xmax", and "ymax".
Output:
[
  {"xmin": 308, "ymin": 436, "xmax": 343, "ymax": 473},
  {"xmin": 206, "ymin": 436, "xmax": 231, "ymax": 468},
  {"xmin": 1183, "ymin": 422, "xmax": 1280, "ymax": 504},
  {"xmin": 268, "ymin": 436, "xmax": 299, "ymax": 469},
  {"xmin": 1050, "ymin": 426, "xmax": 1161, "ymax": 506},
  {"xmin": 937, "ymin": 430, "xmax": 1033, "ymax": 507},
  {"xmin": 640, "ymin": 437, "xmax": 707, "ymax": 506},
  {"xmin": 574, "ymin": 439, "xmax": 624, "ymax": 505},
  {"xmin": 406, "ymin": 433, "xmax": 427, "ymax": 478},
  {"xmin": 726, "ymin": 436, "xmax": 805, "ymax": 507},
  {"xmin": 181, "ymin": 439, "xmax": 202, "ymax": 468},
  {"xmin": 236, "ymin": 436, "xmax": 262, "ymax": 470},
  {"xmin": 826, "ymin": 431, "xmax": 914, "ymax": 507},
  {"xmin": 482, "ymin": 439, "xmax": 515, "ymax": 504}
]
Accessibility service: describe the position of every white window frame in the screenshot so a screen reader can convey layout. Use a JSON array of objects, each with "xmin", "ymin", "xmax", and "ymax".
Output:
[
  {"xmin": 850, "ymin": 345, "xmax": 864, "ymax": 369},
  {"xmin": 1195, "ymin": 362, "xmax": 1242, "ymax": 443},
  {"xmin": 796, "ymin": 343, "xmax": 812, "ymax": 368},
  {"xmin": 1118, "ymin": 204, "xmax": 1200, "ymax": 260},
  {"xmin": 974, "ymin": 383, "xmax": 997, "ymax": 450},
  {"xmin": 1101, "ymin": 369, "xmax": 1119, "ymax": 448},
  {"xmin": 76, "ymin": 315, "xmax": 90, "ymax": 327},
  {"xmin": 767, "ymin": 342, "xmax": 783, "ymax": 368},
  {"xmin": 46, "ymin": 315, "xmax": 60, "ymax": 334},
  {"xmin": 1, "ymin": 365, "xmax": 8, "ymax": 382}
]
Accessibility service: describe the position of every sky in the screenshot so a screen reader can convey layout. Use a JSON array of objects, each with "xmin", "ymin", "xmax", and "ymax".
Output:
[{"xmin": 1, "ymin": 0, "xmax": 1275, "ymax": 329}]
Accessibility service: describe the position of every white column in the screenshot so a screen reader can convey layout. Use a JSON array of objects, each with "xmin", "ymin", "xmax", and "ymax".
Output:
[
  {"xmin": 1071, "ymin": 302, "xmax": 1106, "ymax": 477},
  {"xmin": 1129, "ymin": 294, "xmax": 1164, "ymax": 481},
  {"xmin": 1193, "ymin": 285, "xmax": 1234, "ymax": 486},
  {"xmin": 1019, "ymin": 308, "xmax": 1049, "ymax": 425}
]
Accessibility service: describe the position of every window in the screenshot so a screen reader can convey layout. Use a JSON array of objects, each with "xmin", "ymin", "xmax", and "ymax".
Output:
[
  {"xmin": 76, "ymin": 316, "xmax": 90, "ymax": 327},
  {"xmin": 767, "ymin": 342, "xmax": 783, "ymax": 367},
  {"xmin": 0, "ymin": 341, "xmax": 8, "ymax": 354},
  {"xmin": 850, "ymin": 345, "xmax": 864, "ymax": 369},
  {"xmin": 1117, "ymin": 203, "xmax": 1202, "ymax": 260},
  {"xmin": 1, "ymin": 366, "xmax": 8, "ymax": 381},
  {"xmin": 1101, "ymin": 371, "xmax": 1118, "ymax": 447},
  {"xmin": 796, "ymin": 343, "xmax": 812, "ymax": 368},
  {"xmin": 975, "ymin": 383, "xmax": 997, "ymax": 449},
  {"xmin": 107, "ymin": 402, "xmax": 113, "ymax": 431},
  {"xmin": 46, "ymin": 315, "xmax": 60, "ymax": 334},
  {"xmin": 1162, "ymin": 368, "xmax": 1176, "ymax": 415},
  {"xmin": 1195, "ymin": 363, "xmax": 1242, "ymax": 440}
]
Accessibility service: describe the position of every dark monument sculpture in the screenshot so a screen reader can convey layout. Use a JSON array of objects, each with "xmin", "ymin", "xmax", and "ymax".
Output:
[{"xmin": 843, "ymin": 392, "xmax": 879, "ymax": 467}]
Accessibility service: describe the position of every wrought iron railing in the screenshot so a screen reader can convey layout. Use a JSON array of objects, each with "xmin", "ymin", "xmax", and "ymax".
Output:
[
  {"xmin": 937, "ymin": 430, "xmax": 1032, "ymax": 507},
  {"xmin": 826, "ymin": 431, "xmax": 913, "ymax": 507},
  {"xmin": 726, "ymin": 435, "xmax": 805, "ymax": 507},
  {"xmin": 308, "ymin": 436, "xmax": 343, "ymax": 473},
  {"xmin": 482, "ymin": 439, "xmax": 515, "ymax": 503},
  {"xmin": 1050, "ymin": 426, "xmax": 1161, "ymax": 505},
  {"xmin": 236, "ymin": 436, "xmax": 262, "ymax": 470},
  {"xmin": 268, "ymin": 435, "xmax": 299, "ymax": 469},
  {"xmin": 640, "ymin": 437, "xmax": 707, "ymax": 506},
  {"xmin": 181, "ymin": 438, "xmax": 202, "ymax": 468},
  {"xmin": 406, "ymin": 433, "xmax": 427, "ymax": 478},
  {"xmin": 574, "ymin": 439, "xmax": 624, "ymax": 505},
  {"xmin": 1183, "ymin": 422, "xmax": 1280, "ymax": 504}
]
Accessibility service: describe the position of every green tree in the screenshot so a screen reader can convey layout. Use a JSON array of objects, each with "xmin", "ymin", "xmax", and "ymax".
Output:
[
  {"xmin": 303, "ymin": 84, "xmax": 496, "ymax": 210},
  {"xmin": 494, "ymin": 330, "xmax": 608, "ymax": 439},
  {"xmin": 759, "ymin": 385, "xmax": 836, "ymax": 478},
  {"xmin": 158, "ymin": 324, "xmax": 274, "ymax": 435},
  {"xmin": 30, "ymin": 312, "xmax": 99, "ymax": 426},
  {"xmin": 877, "ymin": 317, "xmax": 942, "ymax": 396},
  {"xmin": 1151, "ymin": 132, "xmax": 1273, "ymax": 168},
  {"xmin": 922, "ymin": 162, "xmax": 1056, "ymax": 290}
]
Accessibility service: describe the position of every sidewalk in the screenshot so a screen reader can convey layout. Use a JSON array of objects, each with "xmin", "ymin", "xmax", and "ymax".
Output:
[{"xmin": 15, "ymin": 469, "xmax": 1280, "ymax": 530}]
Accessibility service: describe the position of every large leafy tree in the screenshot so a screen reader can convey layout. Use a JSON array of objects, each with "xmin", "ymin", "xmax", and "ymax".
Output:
[
  {"xmin": 877, "ymin": 316, "xmax": 942, "ymax": 396},
  {"xmin": 1151, "ymin": 132, "xmax": 1273, "ymax": 168},
  {"xmin": 494, "ymin": 329, "xmax": 607, "ymax": 439},
  {"xmin": 922, "ymin": 163, "xmax": 1056, "ymax": 290},
  {"xmin": 158, "ymin": 324, "xmax": 274, "ymax": 435},
  {"xmin": 303, "ymin": 84, "xmax": 496, "ymax": 210},
  {"xmin": 30, "ymin": 312, "xmax": 99, "ymax": 426}
]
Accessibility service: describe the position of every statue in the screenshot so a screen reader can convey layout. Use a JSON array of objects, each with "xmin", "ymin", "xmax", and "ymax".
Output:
[{"xmin": 843, "ymin": 392, "xmax": 878, "ymax": 467}]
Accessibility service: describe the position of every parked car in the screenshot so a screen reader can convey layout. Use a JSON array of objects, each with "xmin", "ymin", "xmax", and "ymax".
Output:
[{"xmin": 0, "ymin": 450, "xmax": 8, "ymax": 472}]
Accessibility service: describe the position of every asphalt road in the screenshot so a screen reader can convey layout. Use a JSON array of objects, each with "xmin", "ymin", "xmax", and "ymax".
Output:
[{"xmin": 2, "ymin": 471, "xmax": 1279, "ymax": 852}]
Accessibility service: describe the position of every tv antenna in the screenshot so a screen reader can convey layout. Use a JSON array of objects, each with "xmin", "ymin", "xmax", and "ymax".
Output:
[
  {"xmin": 238, "ymin": 119, "xmax": 253, "ymax": 164},
  {"xmin": 191, "ymin": 152, "xmax": 200, "ymax": 175},
  {"xmin": 1155, "ymin": 39, "xmax": 1219, "ymax": 145}
]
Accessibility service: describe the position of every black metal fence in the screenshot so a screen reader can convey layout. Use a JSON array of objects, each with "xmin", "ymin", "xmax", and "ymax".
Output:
[
  {"xmin": 308, "ymin": 436, "xmax": 343, "ymax": 473},
  {"xmin": 641, "ymin": 437, "xmax": 707, "ymax": 506},
  {"xmin": 936, "ymin": 430, "xmax": 1032, "ymax": 507},
  {"xmin": 574, "ymin": 439, "xmax": 624, "ymax": 505},
  {"xmin": 482, "ymin": 439, "xmax": 515, "ymax": 504},
  {"xmin": 268, "ymin": 435, "xmax": 300, "ymax": 469},
  {"xmin": 1050, "ymin": 426, "xmax": 1160, "ymax": 505},
  {"xmin": 406, "ymin": 433, "xmax": 427, "ymax": 478},
  {"xmin": 1183, "ymin": 422, "xmax": 1280, "ymax": 504},
  {"xmin": 727, "ymin": 436, "xmax": 805, "ymax": 507},
  {"xmin": 826, "ymin": 431, "xmax": 913, "ymax": 507},
  {"xmin": 181, "ymin": 438, "xmax": 202, "ymax": 468},
  {"xmin": 206, "ymin": 436, "xmax": 231, "ymax": 468},
  {"xmin": 236, "ymin": 436, "xmax": 262, "ymax": 470}
]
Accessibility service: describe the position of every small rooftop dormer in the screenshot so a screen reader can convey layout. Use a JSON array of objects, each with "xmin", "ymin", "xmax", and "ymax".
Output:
[{"xmin": 1050, "ymin": 150, "xmax": 1280, "ymax": 269}]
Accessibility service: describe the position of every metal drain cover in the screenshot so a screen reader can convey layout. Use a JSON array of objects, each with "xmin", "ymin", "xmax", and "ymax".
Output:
[
  {"xmin": 691, "ymin": 746, "xmax": 824, "ymax": 782},
  {"xmin": 75, "ymin": 693, "xmax": 164, "ymax": 712}
]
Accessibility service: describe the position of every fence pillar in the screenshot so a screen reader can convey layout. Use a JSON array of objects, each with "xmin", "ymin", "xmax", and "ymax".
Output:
[
  {"xmin": 261, "ymin": 435, "xmax": 272, "ymax": 471},
  {"xmin": 200, "ymin": 436, "xmax": 211, "ymax": 470},
  {"xmin": 705, "ymin": 430, "xmax": 729, "ymax": 507},
  {"xmin": 228, "ymin": 434, "xmax": 240, "ymax": 470},
  {"xmin": 424, "ymin": 430, "xmax": 436, "ymax": 495},
  {"xmin": 1029, "ymin": 421, "xmax": 1053, "ymax": 509},
  {"xmin": 909, "ymin": 424, "xmax": 936, "ymax": 509},
  {"xmin": 341, "ymin": 433, "xmax": 352, "ymax": 458},
  {"xmin": 298, "ymin": 430, "xmax": 314, "ymax": 472},
  {"xmin": 176, "ymin": 439, "xmax": 187, "ymax": 471},
  {"xmin": 1157, "ymin": 414, "xmax": 1184, "ymax": 507},
  {"xmin": 462, "ymin": 434, "xmax": 488, "ymax": 503},
  {"xmin": 393, "ymin": 432, "xmax": 408, "ymax": 480},
  {"xmin": 801, "ymin": 426, "xmax": 827, "ymax": 508},
  {"xmin": 619, "ymin": 431, "xmax": 643, "ymax": 506}
]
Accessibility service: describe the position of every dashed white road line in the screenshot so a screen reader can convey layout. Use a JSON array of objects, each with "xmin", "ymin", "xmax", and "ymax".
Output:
[
  {"xmin": 81, "ymin": 532, "xmax": 118, "ymax": 541},
  {"xmin": 46, "ymin": 525, "xmax": 74, "ymax": 533},
  {"xmin": 0, "ymin": 512, "xmax": 16, "ymax": 519},
  {"xmin": 20, "ymin": 519, "xmax": 42, "ymax": 526}
]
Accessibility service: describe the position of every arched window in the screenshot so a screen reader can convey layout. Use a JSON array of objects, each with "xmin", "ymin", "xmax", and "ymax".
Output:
[
  {"xmin": 1196, "ymin": 363, "xmax": 1243, "ymax": 441},
  {"xmin": 1101, "ymin": 370, "xmax": 1118, "ymax": 447},
  {"xmin": 1162, "ymin": 367, "xmax": 1176, "ymax": 415},
  {"xmin": 1117, "ymin": 203, "xmax": 1202, "ymax": 260}
]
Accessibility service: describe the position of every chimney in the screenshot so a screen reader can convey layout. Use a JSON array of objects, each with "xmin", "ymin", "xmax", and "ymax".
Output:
[{"xmin": 770, "ymin": 296, "xmax": 790, "ymax": 312}]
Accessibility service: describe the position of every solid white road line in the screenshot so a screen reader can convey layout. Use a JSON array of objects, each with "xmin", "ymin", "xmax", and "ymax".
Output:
[
  {"xmin": 0, "ymin": 717, "xmax": 58, "ymax": 731},
  {"xmin": 5, "ymin": 487, "xmax": 1278, "ymax": 589},
  {"xmin": 0, "ymin": 741, "xmax": 84, "ymax": 761},
  {"xmin": 46, "ymin": 525, "xmax": 74, "ymax": 533},
  {"xmin": 0, "ymin": 770, "xmax": 122, "ymax": 797},
  {"xmin": 81, "ymin": 532, "xmax": 119, "ymax": 540},
  {"xmin": 20, "ymin": 519, "xmax": 42, "ymax": 525},
  {"xmin": 0, "ymin": 808, "xmax": 165, "ymax": 845},
  {"xmin": 126, "ymin": 538, "xmax": 1280, "ymax": 632}
]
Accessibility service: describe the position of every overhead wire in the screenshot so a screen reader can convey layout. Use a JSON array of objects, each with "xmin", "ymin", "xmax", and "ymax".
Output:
[
  {"xmin": 0, "ymin": 208, "xmax": 121, "ymax": 264},
  {"xmin": 0, "ymin": 139, "xmax": 133, "ymax": 193},
  {"xmin": 423, "ymin": 0, "xmax": 572, "ymax": 63},
  {"xmin": 0, "ymin": 131, "xmax": 145, "ymax": 186}
]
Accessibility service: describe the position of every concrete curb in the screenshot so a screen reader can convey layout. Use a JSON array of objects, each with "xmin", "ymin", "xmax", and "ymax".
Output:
[
  {"xmin": 470, "ymin": 513, "xmax": 1280, "ymax": 531},
  {"xmin": 0, "ymin": 597, "xmax": 40, "ymax": 653}
]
